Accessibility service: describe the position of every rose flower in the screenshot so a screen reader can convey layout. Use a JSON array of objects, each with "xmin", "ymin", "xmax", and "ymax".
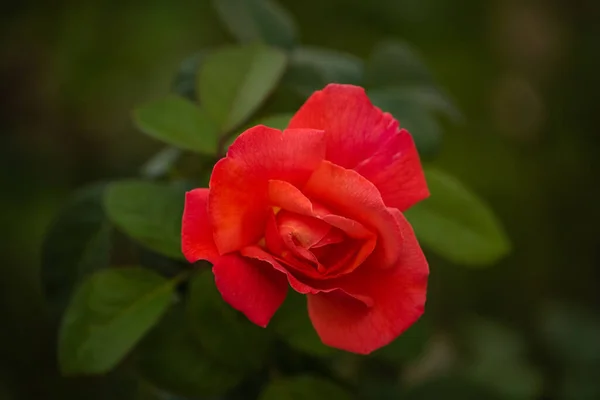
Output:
[{"xmin": 182, "ymin": 84, "xmax": 429, "ymax": 354}]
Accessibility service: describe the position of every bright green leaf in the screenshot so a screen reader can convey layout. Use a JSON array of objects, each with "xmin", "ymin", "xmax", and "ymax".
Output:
[
  {"xmin": 270, "ymin": 291, "xmax": 339, "ymax": 357},
  {"xmin": 284, "ymin": 46, "xmax": 364, "ymax": 96},
  {"xmin": 368, "ymin": 89, "xmax": 442, "ymax": 157},
  {"xmin": 137, "ymin": 306, "xmax": 243, "ymax": 398},
  {"xmin": 186, "ymin": 271, "xmax": 271, "ymax": 372},
  {"xmin": 104, "ymin": 181, "xmax": 185, "ymax": 260},
  {"xmin": 212, "ymin": 0, "xmax": 297, "ymax": 49},
  {"xmin": 133, "ymin": 95, "xmax": 219, "ymax": 154},
  {"xmin": 41, "ymin": 183, "xmax": 112, "ymax": 317},
  {"xmin": 259, "ymin": 376, "xmax": 352, "ymax": 400},
  {"xmin": 365, "ymin": 40, "xmax": 434, "ymax": 88},
  {"xmin": 405, "ymin": 167, "xmax": 511, "ymax": 266},
  {"xmin": 198, "ymin": 44, "xmax": 287, "ymax": 133},
  {"xmin": 58, "ymin": 268, "xmax": 179, "ymax": 375}
]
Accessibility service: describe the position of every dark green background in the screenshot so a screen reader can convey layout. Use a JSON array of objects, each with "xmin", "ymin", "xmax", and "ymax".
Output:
[{"xmin": 1, "ymin": 0, "xmax": 599, "ymax": 399}]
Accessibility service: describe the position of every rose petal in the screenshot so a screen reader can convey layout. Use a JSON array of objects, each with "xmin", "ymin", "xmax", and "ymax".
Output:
[
  {"xmin": 241, "ymin": 245, "xmax": 321, "ymax": 295},
  {"xmin": 307, "ymin": 211, "xmax": 429, "ymax": 354},
  {"xmin": 312, "ymin": 227, "xmax": 345, "ymax": 248},
  {"xmin": 212, "ymin": 253, "xmax": 288, "ymax": 327},
  {"xmin": 303, "ymin": 160, "xmax": 403, "ymax": 268},
  {"xmin": 288, "ymin": 84, "xmax": 398, "ymax": 170},
  {"xmin": 268, "ymin": 179, "xmax": 372, "ymax": 239},
  {"xmin": 181, "ymin": 188, "xmax": 219, "ymax": 263},
  {"xmin": 240, "ymin": 246, "xmax": 374, "ymax": 310},
  {"xmin": 277, "ymin": 211, "xmax": 331, "ymax": 248},
  {"xmin": 209, "ymin": 126, "xmax": 325, "ymax": 254},
  {"xmin": 354, "ymin": 129, "xmax": 429, "ymax": 211}
]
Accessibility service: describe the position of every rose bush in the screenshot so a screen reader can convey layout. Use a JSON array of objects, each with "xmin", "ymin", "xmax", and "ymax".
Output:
[{"xmin": 182, "ymin": 83, "xmax": 430, "ymax": 354}]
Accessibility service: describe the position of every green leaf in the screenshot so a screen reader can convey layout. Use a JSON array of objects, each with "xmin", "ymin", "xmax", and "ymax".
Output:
[
  {"xmin": 284, "ymin": 46, "xmax": 364, "ymax": 97},
  {"xmin": 171, "ymin": 51, "xmax": 210, "ymax": 102},
  {"xmin": 213, "ymin": 0, "xmax": 297, "ymax": 50},
  {"xmin": 270, "ymin": 291, "xmax": 339, "ymax": 357},
  {"xmin": 198, "ymin": 44, "xmax": 287, "ymax": 133},
  {"xmin": 140, "ymin": 147, "xmax": 182, "ymax": 179},
  {"xmin": 58, "ymin": 268, "xmax": 179, "ymax": 375},
  {"xmin": 255, "ymin": 112, "xmax": 293, "ymax": 130},
  {"xmin": 259, "ymin": 376, "xmax": 352, "ymax": 400},
  {"xmin": 137, "ymin": 306, "xmax": 243, "ymax": 398},
  {"xmin": 41, "ymin": 183, "xmax": 112, "ymax": 317},
  {"xmin": 369, "ymin": 85, "xmax": 461, "ymax": 122},
  {"xmin": 365, "ymin": 40, "xmax": 434, "ymax": 88},
  {"xmin": 224, "ymin": 112, "xmax": 294, "ymax": 150},
  {"xmin": 368, "ymin": 89, "xmax": 442, "ymax": 157},
  {"xmin": 133, "ymin": 95, "xmax": 219, "ymax": 154},
  {"xmin": 186, "ymin": 271, "xmax": 271, "ymax": 372},
  {"xmin": 405, "ymin": 167, "xmax": 511, "ymax": 266},
  {"xmin": 104, "ymin": 181, "xmax": 185, "ymax": 260},
  {"xmin": 461, "ymin": 318, "xmax": 543, "ymax": 400}
]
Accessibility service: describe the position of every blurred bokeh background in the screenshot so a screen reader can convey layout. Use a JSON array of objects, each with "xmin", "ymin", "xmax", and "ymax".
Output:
[{"xmin": 1, "ymin": 0, "xmax": 599, "ymax": 399}]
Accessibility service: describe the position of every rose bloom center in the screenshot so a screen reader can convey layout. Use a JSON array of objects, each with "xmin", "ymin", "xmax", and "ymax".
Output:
[{"xmin": 263, "ymin": 208, "xmax": 377, "ymax": 280}]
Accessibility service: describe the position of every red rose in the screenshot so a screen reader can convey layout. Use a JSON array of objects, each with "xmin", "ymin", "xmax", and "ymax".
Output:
[{"xmin": 182, "ymin": 84, "xmax": 429, "ymax": 354}]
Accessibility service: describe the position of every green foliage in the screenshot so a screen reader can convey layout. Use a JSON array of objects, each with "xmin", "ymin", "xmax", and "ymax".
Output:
[
  {"xmin": 41, "ymin": 183, "xmax": 112, "ymax": 316},
  {"xmin": 171, "ymin": 51, "xmax": 209, "ymax": 101},
  {"xmin": 225, "ymin": 112, "xmax": 293, "ymax": 150},
  {"xmin": 104, "ymin": 180, "xmax": 186, "ymax": 260},
  {"xmin": 186, "ymin": 271, "xmax": 271, "ymax": 373},
  {"xmin": 213, "ymin": 0, "xmax": 297, "ymax": 50},
  {"xmin": 133, "ymin": 95, "xmax": 219, "ymax": 154},
  {"xmin": 140, "ymin": 147, "xmax": 182, "ymax": 179},
  {"xmin": 254, "ymin": 112, "xmax": 293, "ymax": 130},
  {"xmin": 38, "ymin": 1, "xmax": 522, "ymax": 398},
  {"xmin": 136, "ymin": 305, "xmax": 243, "ymax": 398},
  {"xmin": 283, "ymin": 47, "xmax": 364, "ymax": 96},
  {"xmin": 259, "ymin": 376, "xmax": 352, "ymax": 400},
  {"xmin": 364, "ymin": 40, "xmax": 460, "ymax": 156},
  {"xmin": 270, "ymin": 291, "xmax": 339, "ymax": 357},
  {"xmin": 405, "ymin": 167, "xmax": 511, "ymax": 266},
  {"xmin": 365, "ymin": 40, "xmax": 434, "ymax": 88},
  {"xmin": 368, "ymin": 90, "xmax": 442, "ymax": 157},
  {"xmin": 198, "ymin": 44, "xmax": 287, "ymax": 134},
  {"xmin": 58, "ymin": 268, "xmax": 179, "ymax": 375}
]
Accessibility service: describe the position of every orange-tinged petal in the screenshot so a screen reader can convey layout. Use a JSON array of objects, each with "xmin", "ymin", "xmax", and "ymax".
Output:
[
  {"xmin": 288, "ymin": 84, "xmax": 398, "ymax": 170},
  {"xmin": 307, "ymin": 211, "xmax": 428, "ymax": 354},
  {"xmin": 277, "ymin": 211, "xmax": 331, "ymax": 248},
  {"xmin": 209, "ymin": 126, "xmax": 325, "ymax": 254},
  {"xmin": 303, "ymin": 160, "xmax": 403, "ymax": 268},
  {"xmin": 268, "ymin": 179, "xmax": 372, "ymax": 239}
]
